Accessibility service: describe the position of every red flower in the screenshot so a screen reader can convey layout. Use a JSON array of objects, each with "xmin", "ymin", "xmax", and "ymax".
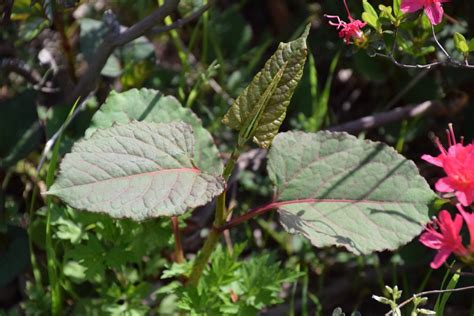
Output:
[
  {"xmin": 401, "ymin": 0, "xmax": 449, "ymax": 25},
  {"xmin": 422, "ymin": 125, "xmax": 474, "ymax": 207},
  {"xmin": 419, "ymin": 210, "xmax": 467, "ymax": 269},
  {"xmin": 325, "ymin": 0, "xmax": 366, "ymax": 45}
]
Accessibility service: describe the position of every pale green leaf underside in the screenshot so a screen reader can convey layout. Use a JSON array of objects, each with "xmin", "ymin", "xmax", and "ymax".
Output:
[
  {"xmin": 268, "ymin": 131, "xmax": 436, "ymax": 254},
  {"xmin": 222, "ymin": 25, "xmax": 309, "ymax": 148},
  {"xmin": 48, "ymin": 122, "xmax": 225, "ymax": 220},
  {"xmin": 85, "ymin": 88, "xmax": 223, "ymax": 175}
]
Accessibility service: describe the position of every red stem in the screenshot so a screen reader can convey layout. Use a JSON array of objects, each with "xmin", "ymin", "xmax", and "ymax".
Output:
[
  {"xmin": 342, "ymin": 0, "xmax": 352, "ymax": 19},
  {"xmin": 215, "ymin": 201, "xmax": 280, "ymax": 232},
  {"xmin": 171, "ymin": 216, "xmax": 185, "ymax": 263}
]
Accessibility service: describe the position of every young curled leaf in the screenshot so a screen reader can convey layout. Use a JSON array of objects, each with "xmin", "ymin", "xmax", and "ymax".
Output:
[{"xmin": 222, "ymin": 25, "xmax": 309, "ymax": 148}]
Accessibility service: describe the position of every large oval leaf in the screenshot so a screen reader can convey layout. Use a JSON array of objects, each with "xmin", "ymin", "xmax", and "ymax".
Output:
[
  {"xmin": 48, "ymin": 122, "xmax": 225, "ymax": 220},
  {"xmin": 85, "ymin": 88, "xmax": 223, "ymax": 175},
  {"xmin": 267, "ymin": 131, "xmax": 436, "ymax": 254}
]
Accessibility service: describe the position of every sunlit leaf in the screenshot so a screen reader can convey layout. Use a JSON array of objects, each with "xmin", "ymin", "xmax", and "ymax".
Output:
[
  {"xmin": 222, "ymin": 25, "xmax": 309, "ymax": 148},
  {"xmin": 267, "ymin": 131, "xmax": 436, "ymax": 254},
  {"xmin": 48, "ymin": 122, "xmax": 225, "ymax": 220}
]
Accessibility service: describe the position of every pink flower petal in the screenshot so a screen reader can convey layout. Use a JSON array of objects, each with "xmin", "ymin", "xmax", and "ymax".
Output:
[
  {"xmin": 457, "ymin": 204, "xmax": 474, "ymax": 251},
  {"xmin": 430, "ymin": 247, "xmax": 451, "ymax": 269},
  {"xmin": 455, "ymin": 189, "xmax": 474, "ymax": 207},
  {"xmin": 421, "ymin": 154, "xmax": 444, "ymax": 167},
  {"xmin": 424, "ymin": 1, "xmax": 444, "ymax": 25},
  {"xmin": 419, "ymin": 231, "xmax": 443, "ymax": 249},
  {"xmin": 435, "ymin": 177, "xmax": 455, "ymax": 193},
  {"xmin": 438, "ymin": 210, "xmax": 463, "ymax": 234},
  {"xmin": 400, "ymin": 0, "xmax": 424, "ymax": 13}
]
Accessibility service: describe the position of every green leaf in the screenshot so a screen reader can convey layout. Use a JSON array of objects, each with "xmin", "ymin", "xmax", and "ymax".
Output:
[
  {"xmin": 53, "ymin": 217, "xmax": 87, "ymax": 244},
  {"xmin": 222, "ymin": 25, "xmax": 309, "ymax": 148},
  {"xmin": 86, "ymin": 88, "xmax": 223, "ymax": 175},
  {"xmin": 237, "ymin": 64, "xmax": 286, "ymax": 146},
  {"xmin": 47, "ymin": 122, "xmax": 225, "ymax": 220},
  {"xmin": 454, "ymin": 32, "xmax": 469, "ymax": 54},
  {"xmin": 65, "ymin": 236, "xmax": 106, "ymax": 282},
  {"xmin": 313, "ymin": 52, "xmax": 339, "ymax": 131},
  {"xmin": 363, "ymin": 0, "xmax": 379, "ymax": 18},
  {"xmin": 267, "ymin": 131, "xmax": 436, "ymax": 254},
  {"xmin": 362, "ymin": 12, "xmax": 380, "ymax": 32},
  {"xmin": 63, "ymin": 261, "xmax": 87, "ymax": 282},
  {"xmin": 434, "ymin": 267, "xmax": 460, "ymax": 316},
  {"xmin": 378, "ymin": 5, "xmax": 396, "ymax": 22},
  {"xmin": 469, "ymin": 39, "xmax": 474, "ymax": 52},
  {"xmin": 393, "ymin": 0, "xmax": 402, "ymax": 17},
  {"xmin": 362, "ymin": 0, "xmax": 381, "ymax": 32},
  {"xmin": 19, "ymin": 16, "xmax": 49, "ymax": 41}
]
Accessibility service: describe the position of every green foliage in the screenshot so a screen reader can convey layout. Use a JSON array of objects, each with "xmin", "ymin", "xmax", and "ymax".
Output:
[
  {"xmin": 454, "ymin": 32, "xmax": 469, "ymax": 54},
  {"xmin": 434, "ymin": 268, "xmax": 460, "ymax": 316},
  {"xmin": 267, "ymin": 131, "xmax": 436, "ymax": 254},
  {"xmin": 373, "ymin": 285, "xmax": 435, "ymax": 316},
  {"xmin": 372, "ymin": 285, "xmax": 403, "ymax": 316},
  {"xmin": 453, "ymin": 32, "xmax": 474, "ymax": 57},
  {"xmin": 172, "ymin": 245, "xmax": 301, "ymax": 315},
  {"xmin": 47, "ymin": 122, "xmax": 225, "ymax": 220},
  {"xmin": 79, "ymin": 18, "xmax": 154, "ymax": 78},
  {"xmin": 28, "ymin": 205, "xmax": 173, "ymax": 314},
  {"xmin": 362, "ymin": 0, "xmax": 382, "ymax": 33},
  {"xmin": 222, "ymin": 25, "xmax": 309, "ymax": 148},
  {"xmin": 296, "ymin": 51, "xmax": 339, "ymax": 132}
]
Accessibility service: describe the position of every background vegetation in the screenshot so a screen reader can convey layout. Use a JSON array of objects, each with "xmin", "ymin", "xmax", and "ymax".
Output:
[{"xmin": 1, "ymin": 0, "xmax": 474, "ymax": 314}]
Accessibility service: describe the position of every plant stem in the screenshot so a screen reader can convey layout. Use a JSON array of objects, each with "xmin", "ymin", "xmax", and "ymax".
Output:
[
  {"xmin": 187, "ymin": 227, "xmax": 221, "ymax": 286},
  {"xmin": 217, "ymin": 201, "xmax": 278, "ymax": 232},
  {"xmin": 45, "ymin": 204, "xmax": 61, "ymax": 315},
  {"xmin": 44, "ymin": 99, "xmax": 79, "ymax": 315},
  {"xmin": 386, "ymin": 285, "xmax": 474, "ymax": 315},
  {"xmin": 171, "ymin": 216, "xmax": 185, "ymax": 263},
  {"xmin": 187, "ymin": 148, "xmax": 241, "ymax": 287},
  {"xmin": 28, "ymin": 187, "xmax": 43, "ymax": 284}
]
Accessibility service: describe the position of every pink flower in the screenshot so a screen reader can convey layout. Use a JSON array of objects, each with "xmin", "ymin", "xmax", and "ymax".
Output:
[
  {"xmin": 419, "ymin": 210, "xmax": 466, "ymax": 269},
  {"xmin": 422, "ymin": 125, "xmax": 474, "ymax": 207},
  {"xmin": 325, "ymin": 0, "xmax": 367, "ymax": 45},
  {"xmin": 457, "ymin": 204, "xmax": 474, "ymax": 252},
  {"xmin": 401, "ymin": 0, "xmax": 449, "ymax": 25}
]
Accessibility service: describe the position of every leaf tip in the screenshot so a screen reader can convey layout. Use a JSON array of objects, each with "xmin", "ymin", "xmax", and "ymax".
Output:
[{"xmin": 301, "ymin": 23, "xmax": 311, "ymax": 39}]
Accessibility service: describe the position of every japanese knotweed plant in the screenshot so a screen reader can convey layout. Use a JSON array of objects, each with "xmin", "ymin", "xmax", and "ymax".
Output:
[{"xmin": 46, "ymin": 25, "xmax": 436, "ymax": 289}]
